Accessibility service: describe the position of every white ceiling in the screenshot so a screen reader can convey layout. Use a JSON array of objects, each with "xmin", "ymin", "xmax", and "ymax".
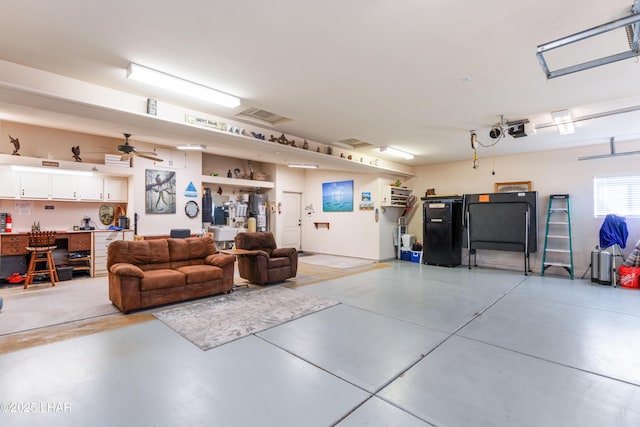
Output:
[{"xmin": 2, "ymin": 0, "xmax": 640, "ymax": 169}]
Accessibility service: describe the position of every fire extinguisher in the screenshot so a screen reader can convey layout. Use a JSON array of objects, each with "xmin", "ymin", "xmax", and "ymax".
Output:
[{"xmin": 6, "ymin": 214, "xmax": 12, "ymax": 233}]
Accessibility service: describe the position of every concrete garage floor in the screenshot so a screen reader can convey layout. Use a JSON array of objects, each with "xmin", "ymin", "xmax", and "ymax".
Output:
[{"xmin": 2, "ymin": 261, "xmax": 640, "ymax": 426}]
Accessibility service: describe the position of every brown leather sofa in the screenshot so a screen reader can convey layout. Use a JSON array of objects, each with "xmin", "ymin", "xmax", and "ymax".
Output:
[
  {"xmin": 234, "ymin": 231, "xmax": 298, "ymax": 285},
  {"xmin": 107, "ymin": 236, "xmax": 235, "ymax": 313}
]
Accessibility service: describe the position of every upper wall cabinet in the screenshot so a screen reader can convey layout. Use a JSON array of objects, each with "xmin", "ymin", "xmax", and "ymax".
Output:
[
  {"xmin": 154, "ymin": 147, "xmax": 187, "ymax": 169},
  {"xmin": 22, "ymin": 172, "xmax": 85, "ymax": 200},
  {"xmin": 103, "ymin": 177, "xmax": 128, "ymax": 202},
  {"xmin": 19, "ymin": 171, "xmax": 51, "ymax": 199},
  {"xmin": 78, "ymin": 176, "xmax": 128, "ymax": 202},
  {"xmin": 0, "ymin": 167, "xmax": 19, "ymax": 198},
  {"xmin": 50, "ymin": 174, "xmax": 80, "ymax": 200},
  {"xmin": 0, "ymin": 170, "xmax": 128, "ymax": 203},
  {"xmin": 78, "ymin": 175, "xmax": 105, "ymax": 201}
]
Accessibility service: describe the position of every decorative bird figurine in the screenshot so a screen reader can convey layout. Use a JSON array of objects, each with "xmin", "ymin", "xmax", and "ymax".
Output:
[
  {"xmin": 8, "ymin": 135, "xmax": 20, "ymax": 155},
  {"xmin": 71, "ymin": 145, "xmax": 82, "ymax": 162}
]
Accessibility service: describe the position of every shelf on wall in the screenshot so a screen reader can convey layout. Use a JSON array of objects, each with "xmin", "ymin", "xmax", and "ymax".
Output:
[
  {"xmin": 313, "ymin": 222, "xmax": 330, "ymax": 230},
  {"xmin": 201, "ymin": 175, "xmax": 274, "ymax": 189}
]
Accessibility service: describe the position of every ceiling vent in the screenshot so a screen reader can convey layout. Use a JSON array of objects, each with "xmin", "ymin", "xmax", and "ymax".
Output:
[
  {"xmin": 235, "ymin": 107, "xmax": 290, "ymax": 126},
  {"xmin": 337, "ymin": 138, "xmax": 372, "ymax": 149}
]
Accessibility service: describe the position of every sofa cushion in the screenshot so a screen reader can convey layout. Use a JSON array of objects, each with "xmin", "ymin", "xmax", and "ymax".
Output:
[
  {"xmin": 168, "ymin": 237, "xmax": 217, "ymax": 263},
  {"xmin": 175, "ymin": 264, "xmax": 224, "ymax": 284},
  {"xmin": 140, "ymin": 269, "xmax": 185, "ymax": 291},
  {"xmin": 268, "ymin": 257, "xmax": 291, "ymax": 269},
  {"xmin": 108, "ymin": 239, "xmax": 172, "ymax": 271}
]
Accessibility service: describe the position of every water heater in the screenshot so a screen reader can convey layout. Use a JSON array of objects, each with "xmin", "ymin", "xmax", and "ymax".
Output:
[
  {"xmin": 249, "ymin": 191, "xmax": 268, "ymax": 232},
  {"xmin": 202, "ymin": 187, "xmax": 213, "ymax": 224}
]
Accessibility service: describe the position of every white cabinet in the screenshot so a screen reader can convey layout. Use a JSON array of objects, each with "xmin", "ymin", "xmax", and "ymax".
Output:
[
  {"xmin": 0, "ymin": 167, "xmax": 19, "ymax": 198},
  {"xmin": 104, "ymin": 177, "xmax": 128, "ymax": 202},
  {"xmin": 92, "ymin": 229, "xmax": 134, "ymax": 276},
  {"xmin": 15, "ymin": 173, "xmax": 128, "ymax": 202},
  {"xmin": 50, "ymin": 174, "xmax": 79, "ymax": 200},
  {"xmin": 78, "ymin": 176, "xmax": 128, "ymax": 202},
  {"xmin": 154, "ymin": 147, "xmax": 187, "ymax": 169},
  {"xmin": 380, "ymin": 186, "xmax": 412, "ymax": 207},
  {"xmin": 78, "ymin": 175, "xmax": 104, "ymax": 201},
  {"xmin": 19, "ymin": 171, "xmax": 50, "ymax": 199}
]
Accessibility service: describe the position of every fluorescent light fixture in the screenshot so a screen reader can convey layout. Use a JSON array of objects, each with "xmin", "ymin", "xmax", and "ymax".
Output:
[
  {"xmin": 379, "ymin": 146, "xmax": 414, "ymax": 160},
  {"xmin": 176, "ymin": 144, "xmax": 207, "ymax": 150},
  {"xmin": 551, "ymin": 110, "xmax": 575, "ymax": 135},
  {"xmin": 287, "ymin": 163, "xmax": 319, "ymax": 169},
  {"xmin": 11, "ymin": 165, "xmax": 93, "ymax": 176},
  {"xmin": 126, "ymin": 63, "xmax": 241, "ymax": 108}
]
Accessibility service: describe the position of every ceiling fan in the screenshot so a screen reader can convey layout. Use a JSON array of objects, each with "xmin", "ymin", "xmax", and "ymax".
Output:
[{"xmin": 117, "ymin": 133, "xmax": 163, "ymax": 162}]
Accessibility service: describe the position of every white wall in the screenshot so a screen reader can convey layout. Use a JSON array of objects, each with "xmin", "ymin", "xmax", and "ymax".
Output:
[
  {"xmin": 300, "ymin": 171, "xmax": 405, "ymax": 260},
  {"xmin": 130, "ymin": 144, "xmax": 203, "ymax": 236},
  {"xmin": 406, "ymin": 139, "xmax": 640, "ymax": 274}
]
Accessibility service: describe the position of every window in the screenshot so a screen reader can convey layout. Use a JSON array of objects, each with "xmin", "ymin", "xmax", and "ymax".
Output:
[{"xmin": 594, "ymin": 175, "xmax": 640, "ymax": 217}]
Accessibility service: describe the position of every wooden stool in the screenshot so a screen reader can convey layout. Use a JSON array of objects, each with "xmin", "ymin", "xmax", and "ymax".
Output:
[{"xmin": 24, "ymin": 231, "xmax": 59, "ymax": 289}]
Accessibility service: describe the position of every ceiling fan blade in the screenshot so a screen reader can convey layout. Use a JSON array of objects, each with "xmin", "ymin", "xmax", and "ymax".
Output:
[{"xmin": 135, "ymin": 152, "xmax": 164, "ymax": 162}]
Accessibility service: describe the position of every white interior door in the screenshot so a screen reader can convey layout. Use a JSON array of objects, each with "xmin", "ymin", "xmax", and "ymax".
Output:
[{"xmin": 282, "ymin": 191, "xmax": 302, "ymax": 250}]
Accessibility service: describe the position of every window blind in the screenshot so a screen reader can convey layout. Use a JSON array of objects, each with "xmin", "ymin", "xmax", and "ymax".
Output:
[{"xmin": 594, "ymin": 175, "xmax": 640, "ymax": 217}]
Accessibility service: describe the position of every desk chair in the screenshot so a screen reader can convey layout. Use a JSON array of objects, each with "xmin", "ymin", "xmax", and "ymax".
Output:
[
  {"xmin": 25, "ymin": 231, "xmax": 59, "ymax": 289},
  {"xmin": 169, "ymin": 229, "xmax": 191, "ymax": 238}
]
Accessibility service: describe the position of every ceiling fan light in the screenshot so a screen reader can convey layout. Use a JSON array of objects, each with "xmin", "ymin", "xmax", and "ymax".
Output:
[{"xmin": 126, "ymin": 63, "xmax": 241, "ymax": 109}]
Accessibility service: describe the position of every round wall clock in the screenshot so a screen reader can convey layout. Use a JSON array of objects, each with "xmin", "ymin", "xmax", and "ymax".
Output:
[
  {"xmin": 185, "ymin": 200, "xmax": 199, "ymax": 218},
  {"xmin": 99, "ymin": 204, "xmax": 115, "ymax": 225}
]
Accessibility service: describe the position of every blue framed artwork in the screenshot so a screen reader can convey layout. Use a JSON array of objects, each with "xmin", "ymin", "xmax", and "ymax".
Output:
[{"xmin": 322, "ymin": 180, "xmax": 354, "ymax": 212}]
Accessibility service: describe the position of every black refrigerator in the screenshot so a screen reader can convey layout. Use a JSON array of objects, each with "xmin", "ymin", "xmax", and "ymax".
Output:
[{"xmin": 422, "ymin": 197, "xmax": 463, "ymax": 267}]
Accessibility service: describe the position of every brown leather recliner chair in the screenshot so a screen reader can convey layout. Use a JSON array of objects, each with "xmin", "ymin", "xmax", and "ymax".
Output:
[{"xmin": 234, "ymin": 231, "xmax": 298, "ymax": 285}]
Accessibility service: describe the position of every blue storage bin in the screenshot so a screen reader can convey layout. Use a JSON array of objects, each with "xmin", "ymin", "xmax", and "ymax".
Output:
[
  {"xmin": 411, "ymin": 251, "xmax": 421, "ymax": 263},
  {"xmin": 400, "ymin": 250, "xmax": 411, "ymax": 261}
]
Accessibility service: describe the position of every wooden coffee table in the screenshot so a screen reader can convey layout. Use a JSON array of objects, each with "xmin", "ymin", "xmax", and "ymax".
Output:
[{"xmin": 219, "ymin": 249, "xmax": 259, "ymax": 256}]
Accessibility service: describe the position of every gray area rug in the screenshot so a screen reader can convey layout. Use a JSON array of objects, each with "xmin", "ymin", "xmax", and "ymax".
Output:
[
  {"xmin": 299, "ymin": 254, "xmax": 375, "ymax": 270},
  {"xmin": 154, "ymin": 286, "xmax": 340, "ymax": 350}
]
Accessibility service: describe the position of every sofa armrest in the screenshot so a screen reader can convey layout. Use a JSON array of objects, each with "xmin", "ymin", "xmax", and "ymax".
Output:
[
  {"xmin": 110, "ymin": 262, "xmax": 145, "ymax": 279},
  {"xmin": 205, "ymin": 253, "xmax": 236, "ymax": 267},
  {"xmin": 272, "ymin": 247, "xmax": 297, "ymax": 259},
  {"xmin": 252, "ymin": 250, "xmax": 271, "ymax": 259}
]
